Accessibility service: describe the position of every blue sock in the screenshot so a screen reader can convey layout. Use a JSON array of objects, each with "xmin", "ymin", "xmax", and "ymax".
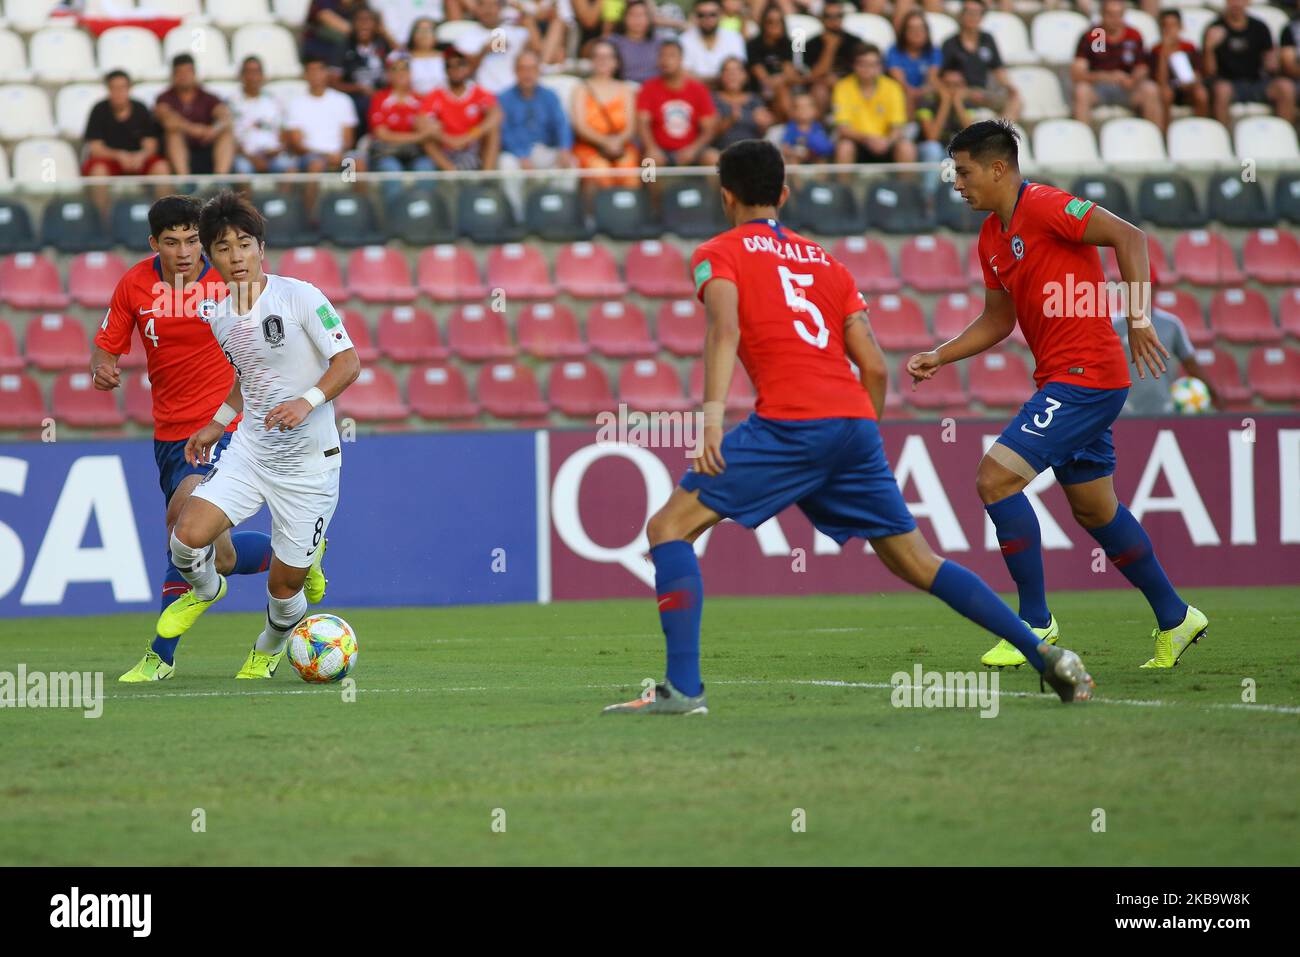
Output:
[
  {"xmin": 651, "ymin": 540, "xmax": 703, "ymax": 697},
  {"xmin": 930, "ymin": 560, "xmax": 1046, "ymax": 672},
  {"xmin": 150, "ymin": 557, "xmax": 191, "ymax": 665},
  {"xmin": 985, "ymin": 492, "xmax": 1051, "ymax": 629},
  {"xmin": 229, "ymin": 531, "xmax": 273, "ymax": 575},
  {"xmin": 1086, "ymin": 504, "xmax": 1187, "ymax": 631}
]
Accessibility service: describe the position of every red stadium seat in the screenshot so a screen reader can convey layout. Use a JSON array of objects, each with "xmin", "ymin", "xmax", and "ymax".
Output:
[
  {"xmin": 485, "ymin": 243, "xmax": 555, "ymax": 299},
  {"xmin": 555, "ymin": 242, "xmax": 627, "ymax": 299},
  {"xmin": 446, "ymin": 304, "xmax": 515, "ymax": 361},
  {"xmin": 966, "ymin": 242, "xmax": 983, "ymax": 286},
  {"xmin": 377, "ymin": 305, "xmax": 449, "ymax": 362},
  {"xmin": 416, "ymin": 244, "xmax": 487, "ymax": 302},
  {"xmin": 1153, "ymin": 288, "xmax": 1212, "ymax": 346},
  {"xmin": 24, "ymin": 313, "xmax": 88, "ymax": 370},
  {"xmin": 932, "ymin": 291, "xmax": 981, "ymax": 340},
  {"xmin": 899, "ymin": 235, "xmax": 966, "ymax": 292},
  {"xmin": 346, "ymin": 246, "xmax": 416, "ymax": 303},
  {"xmin": 548, "ymin": 359, "xmax": 614, "ymax": 417},
  {"xmin": 1247, "ymin": 346, "xmax": 1300, "ymax": 403},
  {"xmin": 124, "ymin": 370, "xmax": 153, "ymax": 427},
  {"xmin": 1243, "ymin": 229, "xmax": 1300, "ymax": 285},
  {"xmin": 275, "ymin": 247, "xmax": 346, "ymax": 302},
  {"xmin": 865, "ymin": 294, "xmax": 930, "ymax": 351},
  {"xmin": 657, "ymin": 299, "xmax": 705, "ymax": 356},
  {"xmin": 517, "ymin": 302, "xmax": 588, "ymax": 358},
  {"xmin": 0, "ymin": 372, "xmax": 46, "ymax": 429},
  {"xmin": 53, "ymin": 370, "xmax": 124, "ymax": 428},
  {"xmin": 626, "ymin": 239, "xmax": 693, "ymax": 298},
  {"xmin": 1279, "ymin": 287, "xmax": 1300, "ymax": 339},
  {"xmin": 1173, "ymin": 230, "xmax": 1244, "ymax": 286},
  {"xmin": 620, "ymin": 357, "xmax": 692, "ymax": 412},
  {"xmin": 969, "ymin": 351, "xmax": 1033, "ymax": 408},
  {"xmin": 334, "ymin": 366, "xmax": 409, "ymax": 421},
  {"xmin": 0, "ymin": 321, "xmax": 22, "ymax": 371},
  {"xmin": 68, "ymin": 251, "xmax": 130, "ymax": 309},
  {"xmin": 688, "ymin": 359, "xmax": 755, "ymax": 413},
  {"xmin": 830, "ymin": 237, "xmax": 899, "ymax": 293},
  {"xmin": 407, "ymin": 363, "xmax": 479, "ymax": 420},
  {"xmin": 1, "ymin": 253, "xmax": 68, "ymax": 310},
  {"xmin": 1210, "ymin": 288, "xmax": 1280, "ymax": 343},
  {"xmin": 586, "ymin": 301, "xmax": 655, "ymax": 358},
  {"xmin": 1102, "ymin": 234, "xmax": 1179, "ymax": 284},
  {"xmin": 1191, "ymin": 347, "xmax": 1252, "ymax": 409},
  {"xmin": 476, "ymin": 361, "xmax": 549, "ymax": 419},
  {"xmin": 899, "ymin": 356, "xmax": 966, "ymax": 411},
  {"xmin": 340, "ymin": 308, "xmax": 378, "ymax": 362}
]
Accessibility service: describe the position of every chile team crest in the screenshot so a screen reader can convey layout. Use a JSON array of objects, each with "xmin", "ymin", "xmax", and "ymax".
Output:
[
  {"xmin": 197, "ymin": 298, "xmax": 218, "ymax": 323},
  {"xmin": 1011, "ymin": 235, "xmax": 1025, "ymax": 260}
]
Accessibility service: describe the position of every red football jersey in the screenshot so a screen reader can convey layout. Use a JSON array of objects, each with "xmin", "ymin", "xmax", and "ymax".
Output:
[
  {"xmin": 94, "ymin": 256, "xmax": 235, "ymax": 441},
  {"xmin": 422, "ymin": 83, "xmax": 495, "ymax": 137},
  {"xmin": 691, "ymin": 220, "xmax": 874, "ymax": 420},
  {"xmin": 978, "ymin": 183, "xmax": 1131, "ymax": 390}
]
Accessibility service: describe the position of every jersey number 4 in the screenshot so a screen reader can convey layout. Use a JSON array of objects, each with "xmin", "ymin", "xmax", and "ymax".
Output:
[{"xmin": 780, "ymin": 266, "xmax": 827, "ymax": 350}]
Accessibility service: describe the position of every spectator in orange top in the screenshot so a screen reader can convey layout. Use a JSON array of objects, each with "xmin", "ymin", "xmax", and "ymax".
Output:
[{"xmin": 571, "ymin": 38, "xmax": 641, "ymax": 190}]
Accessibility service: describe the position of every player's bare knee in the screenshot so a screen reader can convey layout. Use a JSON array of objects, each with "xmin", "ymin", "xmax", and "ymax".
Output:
[{"xmin": 645, "ymin": 508, "xmax": 681, "ymax": 547}]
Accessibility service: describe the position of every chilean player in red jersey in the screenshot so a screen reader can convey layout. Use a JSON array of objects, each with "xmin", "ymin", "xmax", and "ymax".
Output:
[
  {"xmin": 908, "ymin": 120, "xmax": 1207, "ymax": 671},
  {"xmin": 91, "ymin": 196, "xmax": 326, "ymax": 682},
  {"xmin": 604, "ymin": 140, "xmax": 1095, "ymax": 714}
]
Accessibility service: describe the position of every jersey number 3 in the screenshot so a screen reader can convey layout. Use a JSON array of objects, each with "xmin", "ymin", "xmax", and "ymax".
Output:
[{"xmin": 780, "ymin": 266, "xmax": 828, "ymax": 350}]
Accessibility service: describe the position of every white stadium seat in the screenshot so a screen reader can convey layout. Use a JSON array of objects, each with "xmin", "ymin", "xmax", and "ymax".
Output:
[
  {"xmin": 785, "ymin": 13, "xmax": 823, "ymax": 44},
  {"xmin": 1006, "ymin": 66, "xmax": 1067, "ymax": 121},
  {"xmin": 231, "ymin": 24, "xmax": 301, "ymax": 80},
  {"xmin": 1031, "ymin": 10, "xmax": 1088, "ymax": 65},
  {"xmin": 1249, "ymin": 4, "xmax": 1289, "ymax": 44},
  {"xmin": 98, "ymin": 26, "xmax": 168, "ymax": 82},
  {"xmin": 0, "ymin": 85, "xmax": 56, "ymax": 141},
  {"xmin": 436, "ymin": 20, "xmax": 480, "ymax": 45},
  {"xmin": 1178, "ymin": 8, "xmax": 1216, "ymax": 45},
  {"xmin": 842, "ymin": 13, "xmax": 895, "ymax": 49},
  {"xmin": 925, "ymin": 12, "xmax": 959, "ymax": 48},
  {"xmin": 207, "ymin": 0, "xmax": 274, "ymax": 30},
  {"xmin": 55, "ymin": 83, "xmax": 105, "ymax": 140},
  {"xmin": 1167, "ymin": 117, "xmax": 1234, "ymax": 163},
  {"xmin": 1032, "ymin": 118, "xmax": 1099, "ymax": 165},
  {"xmin": 982, "ymin": 11, "xmax": 1037, "ymax": 64},
  {"xmin": 84, "ymin": 0, "xmax": 138, "ymax": 14},
  {"xmin": 0, "ymin": 28, "xmax": 31, "ymax": 81},
  {"xmin": 1123, "ymin": 9, "xmax": 1160, "ymax": 47},
  {"xmin": 1013, "ymin": 122, "xmax": 1034, "ymax": 166},
  {"xmin": 151, "ymin": 0, "xmax": 207, "ymax": 18},
  {"xmin": 1234, "ymin": 115, "xmax": 1300, "ymax": 162},
  {"xmin": 12, "ymin": 138, "xmax": 79, "ymax": 190},
  {"xmin": 207, "ymin": 80, "xmax": 239, "ymax": 103},
  {"xmin": 265, "ymin": 78, "xmax": 307, "ymax": 111},
  {"xmin": 29, "ymin": 26, "xmax": 99, "ymax": 83},
  {"xmin": 5, "ymin": 0, "xmax": 67, "ymax": 33},
  {"xmin": 539, "ymin": 73, "xmax": 580, "ymax": 110},
  {"xmin": 132, "ymin": 82, "xmax": 167, "ymax": 108},
  {"xmin": 164, "ymin": 24, "xmax": 236, "ymax": 81},
  {"xmin": 273, "ymin": 0, "xmax": 312, "ymax": 26},
  {"xmin": 0, "ymin": 144, "xmax": 9, "ymax": 183},
  {"xmin": 1099, "ymin": 116, "xmax": 1167, "ymax": 164}
]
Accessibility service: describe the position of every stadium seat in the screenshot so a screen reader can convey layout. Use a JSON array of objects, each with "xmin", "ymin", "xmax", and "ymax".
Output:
[
  {"xmin": 586, "ymin": 301, "xmax": 655, "ymax": 358},
  {"xmin": 339, "ymin": 308, "xmax": 377, "ymax": 362},
  {"xmin": 335, "ymin": 366, "xmax": 409, "ymax": 421},
  {"xmin": 163, "ymin": 24, "xmax": 236, "ymax": 82},
  {"xmin": 899, "ymin": 357, "xmax": 966, "ymax": 411},
  {"xmin": 1278, "ymin": 287, "xmax": 1300, "ymax": 339},
  {"xmin": 1234, "ymin": 115, "xmax": 1299, "ymax": 163},
  {"xmin": 275, "ymin": 248, "xmax": 345, "ymax": 302},
  {"xmin": 1275, "ymin": 173, "xmax": 1300, "ymax": 226},
  {"xmin": 231, "ymin": 24, "xmax": 302, "ymax": 80},
  {"xmin": 0, "ymin": 200, "xmax": 38, "ymax": 254},
  {"xmin": 969, "ymin": 351, "xmax": 1033, "ymax": 408},
  {"xmin": 1138, "ymin": 173, "xmax": 1206, "ymax": 228},
  {"xmin": 68, "ymin": 251, "xmax": 129, "ymax": 308},
  {"xmin": 981, "ymin": 11, "xmax": 1036, "ymax": 64},
  {"xmin": 1070, "ymin": 175, "xmax": 1134, "ymax": 224},
  {"xmin": 1243, "ymin": 229, "xmax": 1300, "ymax": 284},
  {"xmin": 1033, "ymin": 119, "xmax": 1099, "ymax": 165},
  {"xmin": 407, "ymin": 363, "xmax": 479, "ymax": 420},
  {"xmin": 966, "ymin": 242, "xmax": 983, "ymax": 286},
  {"xmin": 1006, "ymin": 66, "xmax": 1067, "ymax": 120},
  {"xmin": 626, "ymin": 239, "xmax": 692, "ymax": 298},
  {"xmin": 12, "ymin": 138, "xmax": 79, "ymax": 192},
  {"xmin": 662, "ymin": 180, "xmax": 728, "ymax": 238},
  {"xmin": 1210, "ymin": 288, "xmax": 1279, "ymax": 344},
  {"xmin": 41, "ymin": 199, "xmax": 109, "ymax": 253},
  {"xmin": 1173, "ymin": 230, "xmax": 1244, "ymax": 286},
  {"xmin": 486, "ymin": 243, "xmax": 556, "ymax": 300},
  {"xmin": 788, "ymin": 182, "xmax": 864, "ymax": 235},
  {"xmin": 620, "ymin": 357, "xmax": 691, "ymax": 413},
  {"xmin": 865, "ymin": 180, "xmax": 933, "ymax": 234},
  {"xmin": 417, "ymin": 244, "xmax": 487, "ymax": 301},
  {"xmin": 0, "ymin": 372, "xmax": 46, "ymax": 430},
  {"xmin": 925, "ymin": 11, "xmax": 958, "ymax": 47},
  {"xmin": 688, "ymin": 359, "xmax": 756, "ymax": 413},
  {"xmin": 0, "ymin": 84, "xmax": 56, "ymax": 140},
  {"xmin": 1153, "ymin": 288, "xmax": 1212, "ymax": 346},
  {"xmin": 517, "ymin": 302, "xmax": 588, "ymax": 358},
  {"xmin": 933, "ymin": 182, "xmax": 984, "ymax": 233},
  {"xmin": 1207, "ymin": 171, "xmax": 1274, "ymax": 228},
  {"xmin": 254, "ymin": 192, "xmax": 318, "ymax": 248},
  {"xmin": 25, "ymin": 313, "xmax": 87, "ymax": 371},
  {"xmin": 457, "ymin": 184, "xmax": 523, "ymax": 244},
  {"xmin": 899, "ymin": 236, "xmax": 965, "ymax": 293},
  {"xmin": 446, "ymin": 304, "xmax": 515, "ymax": 361},
  {"xmin": 1, "ymin": 253, "xmax": 67, "ymax": 310},
  {"xmin": 1247, "ymin": 346, "xmax": 1300, "ymax": 403},
  {"xmin": 842, "ymin": 13, "xmax": 894, "ymax": 48},
  {"xmin": 109, "ymin": 196, "xmax": 156, "ymax": 252},
  {"xmin": 476, "ymin": 361, "xmax": 549, "ymax": 419},
  {"xmin": 1167, "ymin": 117, "xmax": 1232, "ymax": 164},
  {"xmin": 346, "ymin": 246, "xmax": 415, "ymax": 303},
  {"xmin": 29, "ymin": 28, "xmax": 98, "ymax": 83},
  {"xmin": 932, "ymin": 291, "xmax": 983, "ymax": 341},
  {"xmin": 55, "ymin": 83, "xmax": 103, "ymax": 141},
  {"xmin": 318, "ymin": 193, "xmax": 384, "ymax": 248},
  {"xmin": 97, "ymin": 27, "xmax": 168, "ymax": 82},
  {"xmin": 866, "ymin": 294, "xmax": 930, "ymax": 350},
  {"xmin": 0, "ymin": 321, "xmax": 21, "ymax": 372},
  {"xmin": 524, "ymin": 186, "xmax": 592, "ymax": 242},
  {"xmin": 0, "ymin": 30, "xmax": 31, "ymax": 83},
  {"xmin": 1099, "ymin": 118, "xmax": 1167, "ymax": 164},
  {"xmin": 831, "ymin": 237, "xmax": 898, "ymax": 293},
  {"xmin": 436, "ymin": 20, "xmax": 482, "ymax": 45},
  {"xmin": 53, "ymin": 370, "xmax": 124, "ymax": 428},
  {"xmin": 124, "ymin": 370, "xmax": 153, "ymax": 427},
  {"xmin": 547, "ymin": 359, "xmax": 614, "ymax": 418},
  {"xmin": 1191, "ymin": 347, "xmax": 1252, "ymax": 410},
  {"xmin": 656, "ymin": 299, "xmax": 706, "ymax": 357},
  {"xmin": 377, "ymin": 305, "xmax": 450, "ymax": 362},
  {"xmin": 1031, "ymin": 10, "xmax": 1089, "ymax": 64},
  {"xmin": 386, "ymin": 187, "xmax": 455, "ymax": 246},
  {"xmin": 556, "ymin": 241, "xmax": 626, "ymax": 299},
  {"xmin": 210, "ymin": 0, "xmax": 275, "ymax": 29},
  {"xmin": 594, "ymin": 186, "xmax": 657, "ymax": 240}
]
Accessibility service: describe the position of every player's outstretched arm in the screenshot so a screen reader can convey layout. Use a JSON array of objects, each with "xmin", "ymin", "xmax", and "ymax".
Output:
[
  {"xmin": 695, "ymin": 279, "xmax": 741, "ymax": 476},
  {"xmin": 843, "ymin": 309, "xmax": 888, "ymax": 419},
  {"xmin": 264, "ymin": 348, "xmax": 361, "ymax": 433},
  {"xmin": 1082, "ymin": 205, "xmax": 1169, "ymax": 380},
  {"xmin": 906, "ymin": 286, "xmax": 1016, "ymax": 388}
]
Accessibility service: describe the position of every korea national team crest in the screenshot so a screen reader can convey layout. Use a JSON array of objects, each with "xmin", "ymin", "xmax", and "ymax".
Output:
[
  {"xmin": 262, "ymin": 314, "xmax": 286, "ymax": 347},
  {"xmin": 197, "ymin": 298, "xmax": 218, "ymax": 323},
  {"xmin": 1011, "ymin": 235, "xmax": 1025, "ymax": 260}
]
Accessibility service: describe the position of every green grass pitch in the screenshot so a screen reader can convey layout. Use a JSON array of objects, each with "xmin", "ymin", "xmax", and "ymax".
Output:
[{"xmin": 2, "ymin": 586, "xmax": 1297, "ymax": 866}]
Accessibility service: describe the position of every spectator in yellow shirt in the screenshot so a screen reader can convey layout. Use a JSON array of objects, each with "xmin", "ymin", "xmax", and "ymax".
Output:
[{"xmin": 832, "ymin": 45, "xmax": 917, "ymax": 164}]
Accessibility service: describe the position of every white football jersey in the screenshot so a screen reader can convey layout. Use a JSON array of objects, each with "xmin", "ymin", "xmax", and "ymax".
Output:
[{"xmin": 206, "ymin": 275, "xmax": 354, "ymax": 475}]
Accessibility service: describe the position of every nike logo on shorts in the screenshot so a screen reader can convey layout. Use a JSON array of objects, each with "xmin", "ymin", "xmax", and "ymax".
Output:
[{"xmin": 1020, "ymin": 424, "xmax": 1045, "ymax": 437}]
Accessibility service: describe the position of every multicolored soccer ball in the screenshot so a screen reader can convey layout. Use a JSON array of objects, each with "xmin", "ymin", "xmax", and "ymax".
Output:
[
  {"xmin": 1170, "ymin": 376, "xmax": 1212, "ymax": 414},
  {"xmin": 288, "ymin": 614, "xmax": 359, "ymax": 683}
]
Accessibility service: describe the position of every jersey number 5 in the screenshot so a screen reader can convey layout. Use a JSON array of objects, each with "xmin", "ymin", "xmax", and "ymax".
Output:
[{"xmin": 780, "ymin": 266, "xmax": 827, "ymax": 350}]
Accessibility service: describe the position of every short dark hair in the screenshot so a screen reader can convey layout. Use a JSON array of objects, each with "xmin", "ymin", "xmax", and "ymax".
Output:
[
  {"xmin": 718, "ymin": 139, "xmax": 784, "ymax": 207},
  {"xmin": 302, "ymin": 54, "xmax": 330, "ymax": 69},
  {"xmin": 199, "ymin": 190, "xmax": 266, "ymax": 251},
  {"xmin": 1159, "ymin": 7, "xmax": 1182, "ymax": 22},
  {"xmin": 148, "ymin": 195, "xmax": 201, "ymax": 239},
  {"xmin": 660, "ymin": 37, "xmax": 683, "ymax": 53},
  {"xmin": 947, "ymin": 118, "xmax": 1020, "ymax": 167},
  {"xmin": 240, "ymin": 55, "xmax": 263, "ymax": 71},
  {"xmin": 855, "ymin": 43, "xmax": 882, "ymax": 60},
  {"xmin": 171, "ymin": 53, "xmax": 195, "ymax": 70},
  {"xmin": 105, "ymin": 69, "xmax": 130, "ymax": 85}
]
